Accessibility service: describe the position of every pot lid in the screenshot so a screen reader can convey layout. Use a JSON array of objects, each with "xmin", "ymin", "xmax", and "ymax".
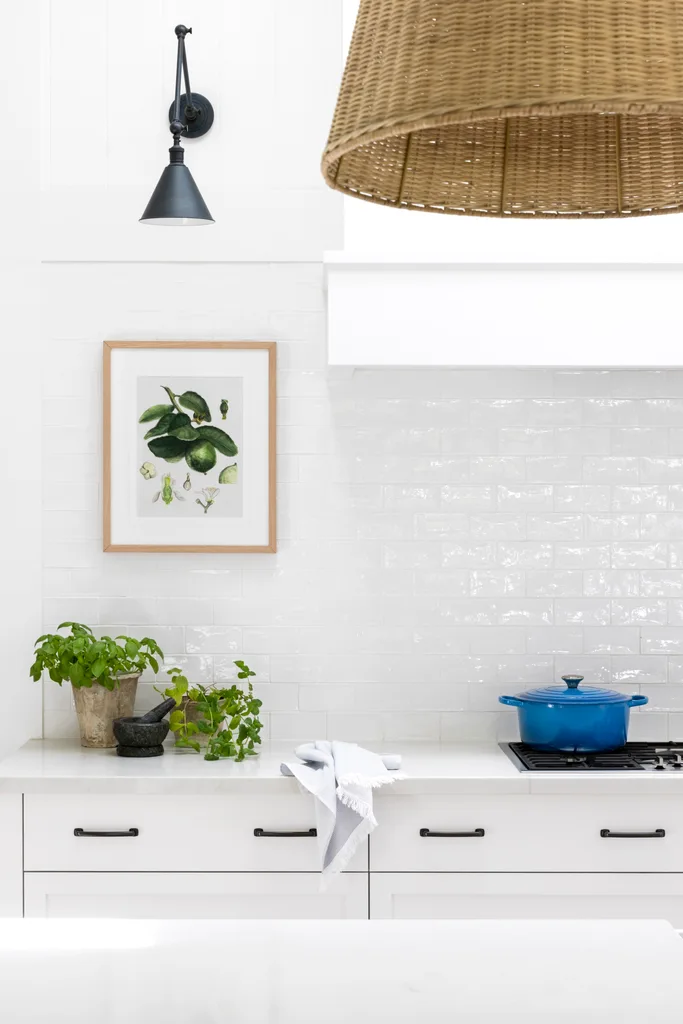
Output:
[{"xmin": 512, "ymin": 675, "xmax": 633, "ymax": 706}]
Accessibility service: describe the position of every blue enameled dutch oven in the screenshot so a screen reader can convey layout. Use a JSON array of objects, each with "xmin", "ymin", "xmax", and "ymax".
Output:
[{"xmin": 499, "ymin": 675, "xmax": 648, "ymax": 753}]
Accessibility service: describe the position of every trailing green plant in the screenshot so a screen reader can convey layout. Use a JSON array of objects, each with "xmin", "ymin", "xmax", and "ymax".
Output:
[
  {"xmin": 159, "ymin": 661, "xmax": 262, "ymax": 762},
  {"xmin": 30, "ymin": 622, "xmax": 163, "ymax": 691}
]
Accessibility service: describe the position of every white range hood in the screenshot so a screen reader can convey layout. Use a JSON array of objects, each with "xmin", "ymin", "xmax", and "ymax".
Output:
[{"xmin": 325, "ymin": 254, "xmax": 683, "ymax": 368}]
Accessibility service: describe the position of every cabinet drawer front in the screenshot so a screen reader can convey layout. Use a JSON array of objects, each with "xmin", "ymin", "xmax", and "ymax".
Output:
[
  {"xmin": 24, "ymin": 872, "xmax": 368, "ymax": 919},
  {"xmin": 24, "ymin": 795, "xmax": 367, "ymax": 872},
  {"xmin": 372, "ymin": 795, "xmax": 683, "ymax": 872},
  {"xmin": 371, "ymin": 873, "xmax": 683, "ymax": 927}
]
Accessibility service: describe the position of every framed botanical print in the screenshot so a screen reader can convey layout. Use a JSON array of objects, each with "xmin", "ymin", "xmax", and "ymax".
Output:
[{"xmin": 103, "ymin": 341, "xmax": 276, "ymax": 553}]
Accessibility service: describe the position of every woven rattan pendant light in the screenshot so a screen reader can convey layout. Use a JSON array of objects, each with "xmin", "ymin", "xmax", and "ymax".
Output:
[{"xmin": 322, "ymin": 0, "xmax": 683, "ymax": 218}]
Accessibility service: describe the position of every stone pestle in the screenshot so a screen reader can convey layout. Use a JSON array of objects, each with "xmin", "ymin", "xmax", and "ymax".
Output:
[{"xmin": 136, "ymin": 698, "xmax": 177, "ymax": 724}]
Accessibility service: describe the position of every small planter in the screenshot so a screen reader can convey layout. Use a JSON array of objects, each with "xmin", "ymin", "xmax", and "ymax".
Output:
[
  {"xmin": 72, "ymin": 673, "xmax": 140, "ymax": 748},
  {"xmin": 175, "ymin": 698, "xmax": 210, "ymax": 747}
]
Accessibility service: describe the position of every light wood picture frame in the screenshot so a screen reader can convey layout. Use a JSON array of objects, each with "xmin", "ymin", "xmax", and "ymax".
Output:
[{"xmin": 103, "ymin": 341, "xmax": 276, "ymax": 553}]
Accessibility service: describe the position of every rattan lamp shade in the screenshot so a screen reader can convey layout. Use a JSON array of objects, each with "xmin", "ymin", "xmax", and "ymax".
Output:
[{"xmin": 322, "ymin": 0, "xmax": 683, "ymax": 218}]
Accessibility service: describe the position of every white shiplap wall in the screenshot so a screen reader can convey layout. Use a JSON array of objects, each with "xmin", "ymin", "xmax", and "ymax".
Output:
[{"xmin": 39, "ymin": 0, "xmax": 683, "ymax": 744}]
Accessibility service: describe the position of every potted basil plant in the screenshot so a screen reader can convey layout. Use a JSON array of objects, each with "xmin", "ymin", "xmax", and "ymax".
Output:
[{"xmin": 30, "ymin": 622, "xmax": 164, "ymax": 748}]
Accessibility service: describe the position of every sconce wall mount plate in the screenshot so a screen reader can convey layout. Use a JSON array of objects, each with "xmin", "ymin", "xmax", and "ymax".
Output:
[{"xmin": 167, "ymin": 92, "xmax": 214, "ymax": 139}]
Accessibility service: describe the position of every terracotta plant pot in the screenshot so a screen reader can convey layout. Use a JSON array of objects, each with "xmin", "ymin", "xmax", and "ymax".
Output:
[
  {"xmin": 72, "ymin": 673, "xmax": 140, "ymax": 748},
  {"xmin": 175, "ymin": 698, "xmax": 210, "ymax": 747}
]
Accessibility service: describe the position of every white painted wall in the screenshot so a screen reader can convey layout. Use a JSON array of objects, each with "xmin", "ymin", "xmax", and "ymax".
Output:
[
  {"xmin": 31, "ymin": 0, "xmax": 683, "ymax": 745},
  {"xmin": 0, "ymin": 2, "xmax": 43, "ymax": 755}
]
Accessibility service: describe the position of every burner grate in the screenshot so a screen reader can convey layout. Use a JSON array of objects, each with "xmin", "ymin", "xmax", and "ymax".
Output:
[{"xmin": 503, "ymin": 742, "xmax": 683, "ymax": 771}]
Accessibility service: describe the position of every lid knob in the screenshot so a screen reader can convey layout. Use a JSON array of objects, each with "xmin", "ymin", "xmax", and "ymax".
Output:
[{"xmin": 562, "ymin": 675, "xmax": 584, "ymax": 690}]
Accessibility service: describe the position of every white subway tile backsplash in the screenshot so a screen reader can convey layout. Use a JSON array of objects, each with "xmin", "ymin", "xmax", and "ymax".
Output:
[
  {"xmin": 583, "ymin": 399, "xmax": 639, "ymax": 426},
  {"xmin": 556, "ymin": 427, "xmax": 610, "ymax": 454},
  {"xmin": 527, "ymin": 515, "xmax": 584, "ymax": 540},
  {"xmin": 526, "ymin": 628, "xmax": 583, "ymax": 655},
  {"xmin": 41, "ymin": 269, "xmax": 683, "ymax": 742},
  {"xmin": 612, "ymin": 427, "xmax": 669, "ymax": 456},
  {"xmin": 497, "ymin": 485, "xmax": 553, "ymax": 511},
  {"xmin": 468, "ymin": 628, "xmax": 526, "ymax": 654},
  {"xmin": 582, "ymin": 627, "xmax": 640, "ymax": 655},
  {"xmin": 611, "ymin": 656, "xmax": 668, "ymax": 685},
  {"xmin": 414, "ymin": 514, "xmax": 470, "ymax": 540},
  {"xmin": 498, "ymin": 427, "xmax": 555, "ymax": 455},
  {"xmin": 441, "ymin": 485, "xmax": 495, "ymax": 510},
  {"xmin": 639, "ymin": 686, "xmax": 683, "ymax": 712},
  {"xmin": 612, "ymin": 486, "xmax": 669, "ymax": 511},
  {"xmin": 443, "ymin": 543, "xmax": 498, "ymax": 567},
  {"xmin": 641, "ymin": 571, "xmax": 683, "ymax": 596},
  {"xmin": 383, "ymin": 486, "xmax": 440, "ymax": 511},
  {"xmin": 470, "ymin": 456, "xmax": 525, "ymax": 482},
  {"xmin": 555, "ymin": 545, "xmax": 611, "ymax": 569},
  {"xmin": 583, "ymin": 458, "xmax": 639, "ymax": 483},
  {"xmin": 583, "ymin": 570, "xmax": 640, "ymax": 597},
  {"xmin": 553, "ymin": 370, "xmax": 610, "ymax": 397},
  {"xmin": 381, "ymin": 712, "xmax": 441, "ymax": 742},
  {"xmin": 585, "ymin": 515, "xmax": 640, "ymax": 541},
  {"xmin": 555, "ymin": 600, "xmax": 611, "ymax": 625},
  {"xmin": 641, "ymin": 628, "xmax": 683, "ymax": 654},
  {"xmin": 496, "ymin": 600, "xmax": 553, "ymax": 626},
  {"xmin": 611, "ymin": 600, "xmax": 668, "ymax": 626},
  {"xmin": 526, "ymin": 571, "xmax": 583, "ymax": 597},
  {"xmin": 469, "ymin": 399, "xmax": 526, "ymax": 426},
  {"xmin": 185, "ymin": 627, "xmax": 243, "ymax": 655},
  {"xmin": 641, "ymin": 457, "xmax": 683, "ymax": 483},
  {"xmin": 553, "ymin": 656, "xmax": 611, "ymax": 683},
  {"xmin": 470, "ymin": 515, "xmax": 526, "ymax": 540},
  {"xmin": 555, "ymin": 485, "xmax": 612, "ymax": 511},
  {"xmin": 497, "ymin": 542, "xmax": 554, "ymax": 567},
  {"xmin": 470, "ymin": 570, "xmax": 525, "ymax": 597},
  {"xmin": 612, "ymin": 542, "xmax": 668, "ymax": 568},
  {"xmin": 642, "ymin": 514, "xmax": 683, "ymax": 540}
]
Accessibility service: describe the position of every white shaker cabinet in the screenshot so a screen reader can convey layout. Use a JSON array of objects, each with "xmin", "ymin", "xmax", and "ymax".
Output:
[
  {"xmin": 0, "ymin": 795, "xmax": 22, "ymax": 917},
  {"xmin": 23, "ymin": 794, "xmax": 368, "ymax": 873},
  {"xmin": 7, "ymin": 742, "xmax": 683, "ymax": 924},
  {"xmin": 371, "ymin": 873, "xmax": 683, "ymax": 926},
  {"xmin": 24, "ymin": 872, "xmax": 369, "ymax": 920}
]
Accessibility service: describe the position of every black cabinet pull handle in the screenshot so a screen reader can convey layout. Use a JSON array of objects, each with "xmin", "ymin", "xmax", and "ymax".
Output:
[
  {"xmin": 600, "ymin": 828, "xmax": 665, "ymax": 839},
  {"xmin": 254, "ymin": 828, "xmax": 317, "ymax": 838},
  {"xmin": 420, "ymin": 828, "xmax": 485, "ymax": 838},
  {"xmin": 74, "ymin": 828, "xmax": 139, "ymax": 838}
]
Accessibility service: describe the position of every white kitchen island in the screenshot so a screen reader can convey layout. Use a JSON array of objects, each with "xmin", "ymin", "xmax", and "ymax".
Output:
[{"xmin": 1, "ymin": 918, "xmax": 682, "ymax": 1022}]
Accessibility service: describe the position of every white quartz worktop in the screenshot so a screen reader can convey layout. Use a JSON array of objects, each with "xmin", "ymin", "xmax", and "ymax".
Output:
[{"xmin": 2, "ymin": 739, "xmax": 683, "ymax": 795}]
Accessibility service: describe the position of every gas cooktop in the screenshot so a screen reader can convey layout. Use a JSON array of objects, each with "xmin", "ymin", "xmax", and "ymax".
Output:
[{"xmin": 502, "ymin": 741, "xmax": 683, "ymax": 772}]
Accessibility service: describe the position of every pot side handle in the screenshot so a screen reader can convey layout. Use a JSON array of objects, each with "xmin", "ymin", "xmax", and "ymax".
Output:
[
  {"xmin": 499, "ymin": 695, "xmax": 524, "ymax": 708},
  {"xmin": 628, "ymin": 695, "xmax": 648, "ymax": 707}
]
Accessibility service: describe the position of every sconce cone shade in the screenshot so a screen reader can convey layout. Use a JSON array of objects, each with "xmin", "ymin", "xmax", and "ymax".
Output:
[
  {"xmin": 322, "ymin": 0, "xmax": 683, "ymax": 218},
  {"xmin": 140, "ymin": 150, "xmax": 214, "ymax": 226}
]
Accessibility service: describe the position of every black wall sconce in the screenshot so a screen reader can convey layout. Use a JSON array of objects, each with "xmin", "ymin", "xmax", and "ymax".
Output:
[{"xmin": 140, "ymin": 25, "xmax": 215, "ymax": 226}]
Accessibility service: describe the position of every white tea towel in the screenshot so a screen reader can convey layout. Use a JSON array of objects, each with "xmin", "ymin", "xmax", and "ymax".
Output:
[{"xmin": 281, "ymin": 741, "xmax": 404, "ymax": 884}]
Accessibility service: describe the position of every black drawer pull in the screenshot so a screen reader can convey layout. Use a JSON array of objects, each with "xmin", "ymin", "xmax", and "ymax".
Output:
[
  {"xmin": 600, "ymin": 828, "xmax": 665, "ymax": 839},
  {"xmin": 74, "ymin": 828, "xmax": 139, "ymax": 838},
  {"xmin": 254, "ymin": 828, "xmax": 317, "ymax": 838},
  {"xmin": 420, "ymin": 828, "xmax": 485, "ymax": 838}
]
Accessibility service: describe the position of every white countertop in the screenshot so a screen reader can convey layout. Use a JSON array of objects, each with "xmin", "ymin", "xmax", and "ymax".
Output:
[
  {"xmin": 2, "ymin": 918, "xmax": 682, "ymax": 1022},
  {"xmin": 3, "ymin": 739, "xmax": 683, "ymax": 795}
]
